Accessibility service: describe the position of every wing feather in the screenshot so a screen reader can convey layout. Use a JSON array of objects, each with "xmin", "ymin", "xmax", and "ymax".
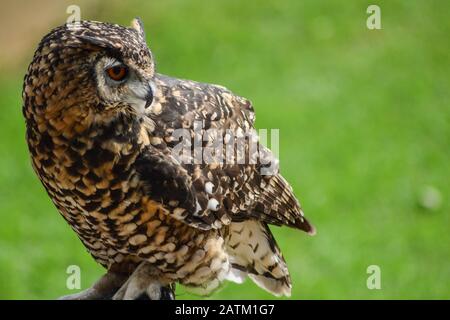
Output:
[{"xmin": 136, "ymin": 73, "xmax": 314, "ymax": 234}]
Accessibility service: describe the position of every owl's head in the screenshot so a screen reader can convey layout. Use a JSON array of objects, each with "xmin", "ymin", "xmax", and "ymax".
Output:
[{"xmin": 23, "ymin": 19, "xmax": 155, "ymax": 130}]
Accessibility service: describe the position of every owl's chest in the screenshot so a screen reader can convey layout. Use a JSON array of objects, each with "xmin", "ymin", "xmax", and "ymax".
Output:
[
  {"xmin": 45, "ymin": 140, "xmax": 141, "ymax": 214},
  {"xmin": 29, "ymin": 122, "xmax": 143, "ymax": 228},
  {"xmin": 39, "ymin": 140, "xmax": 151, "ymax": 267}
]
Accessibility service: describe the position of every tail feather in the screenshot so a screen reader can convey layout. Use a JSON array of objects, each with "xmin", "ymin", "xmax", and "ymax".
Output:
[{"xmin": 224, "ymin": 220, "xmax": 292, "ymax": 297}]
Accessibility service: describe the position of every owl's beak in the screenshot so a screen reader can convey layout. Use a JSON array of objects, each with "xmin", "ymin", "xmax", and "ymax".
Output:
[
  {"xmin": 144, "ymin": 86, "xmax": 153, "ymax": 109},
  {"xmin": 127, "ymin": 82, "xmax": 154, "ymax": 116}
]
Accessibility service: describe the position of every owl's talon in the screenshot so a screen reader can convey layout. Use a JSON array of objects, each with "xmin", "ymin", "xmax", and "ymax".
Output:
[
  {"xmin": 58, "ymin": 271, "xmax": 128, "ymax": 300},
  {"xmin": 112, "ymin": 262, "xmax": 175, "ymax": 300},
  {"xmin": 160, "ymin": 284, "xmax": 176, "ymax": 300},
  {"xmin": 58, "ymin": 288, "xmax": 99, "ymax": 300}
]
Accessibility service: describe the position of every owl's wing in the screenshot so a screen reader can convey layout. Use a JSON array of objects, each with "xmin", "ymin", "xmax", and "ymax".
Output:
[{"xmin": 135, "ymin": 74, "xmax": 314, "ymax": 234}]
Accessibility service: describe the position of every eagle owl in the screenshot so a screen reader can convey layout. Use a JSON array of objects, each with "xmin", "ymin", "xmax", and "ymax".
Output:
[{"xmin": 22, "ymin": 19, "xmax": 315, "ymax": 300}]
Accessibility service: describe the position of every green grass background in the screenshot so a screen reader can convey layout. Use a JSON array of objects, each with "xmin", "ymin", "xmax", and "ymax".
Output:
[{"xmin": 0, "ymin": 0, "xmax": 448, "ymax": 299}]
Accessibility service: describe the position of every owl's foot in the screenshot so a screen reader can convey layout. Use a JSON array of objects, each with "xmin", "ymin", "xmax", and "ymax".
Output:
[
  {"xmin": 112, "ymin": 261, "xmax": 175, "ymax": 300},
  {"xmin": 58, "ymin": 271, "xmax": 128, "ymax": 300},
  {"xmin": 58, "ymin": 262, "xmax": 175, "ymax": 300}
]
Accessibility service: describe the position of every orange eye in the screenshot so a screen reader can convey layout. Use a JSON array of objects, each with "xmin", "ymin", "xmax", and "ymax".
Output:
[{"xmin": 106, "ymin": 65, "xmax": 128, "ymax": 81}]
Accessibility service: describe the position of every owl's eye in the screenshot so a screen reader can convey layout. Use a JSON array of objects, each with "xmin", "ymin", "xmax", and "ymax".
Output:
[{"xmin": 106, "ymin": 65, "xmax": 128, "ymax": 82}]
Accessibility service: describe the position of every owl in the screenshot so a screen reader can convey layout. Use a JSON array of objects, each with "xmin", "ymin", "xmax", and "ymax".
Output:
[{"xmin": 22, "ymin": 18, "xmax": 315, "ymax": 300}]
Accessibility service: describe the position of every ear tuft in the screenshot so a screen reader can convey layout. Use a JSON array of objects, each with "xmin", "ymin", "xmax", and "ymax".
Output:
[{"xmin": 131, "ymin": 17, "xmax": 146, "ymax": 40}]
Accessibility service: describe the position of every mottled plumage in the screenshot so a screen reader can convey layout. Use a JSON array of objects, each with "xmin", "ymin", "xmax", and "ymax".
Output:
[{"xmin": 22, "ymin": 19, "xmax": 314, "ymax": 299}]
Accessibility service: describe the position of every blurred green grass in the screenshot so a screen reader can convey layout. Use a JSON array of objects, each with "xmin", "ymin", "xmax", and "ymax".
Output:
[{"xmin": 0, "ymin": 0, "xmax": 448, "ymax": 299}]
